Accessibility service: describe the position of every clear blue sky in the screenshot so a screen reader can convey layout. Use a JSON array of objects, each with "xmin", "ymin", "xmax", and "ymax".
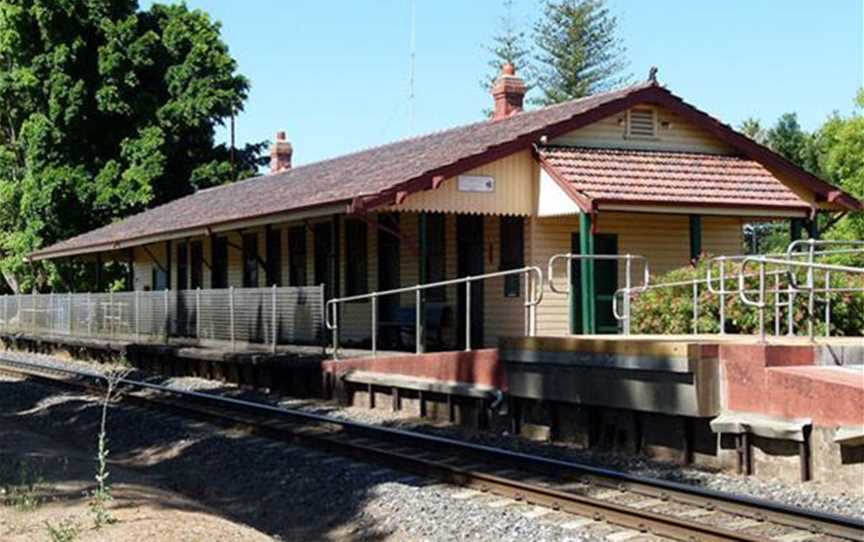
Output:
[{"xmin": 144, "ymin": 0, "xmax": 863, "ymax": 167}]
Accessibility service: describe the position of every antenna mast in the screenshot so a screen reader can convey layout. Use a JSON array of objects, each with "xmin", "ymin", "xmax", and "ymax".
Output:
[{"xmin": 408, "ymin": 0, "xmax": 416, "ymax": 134}]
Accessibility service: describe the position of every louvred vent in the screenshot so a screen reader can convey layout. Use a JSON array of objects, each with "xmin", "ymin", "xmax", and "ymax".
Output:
[{"xmin": 628, "ymin": 108, "xmax": 656, "ymax": 138}]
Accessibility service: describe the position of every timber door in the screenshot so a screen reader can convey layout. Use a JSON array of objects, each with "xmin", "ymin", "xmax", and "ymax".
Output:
[
  {"xmin": 377, "ymin": 213, "xmax": 401, "ymax": 349},
  {"xmin": 570, "ymin": 233, "xmax": 619, "ymax": 334},
  {"xmin": 314, "ymin": 221, "xmax": 338, "ymax": 301},
  {"xmin": 457, "ymin": 215, "xmax": 484, "ymax": 349}
]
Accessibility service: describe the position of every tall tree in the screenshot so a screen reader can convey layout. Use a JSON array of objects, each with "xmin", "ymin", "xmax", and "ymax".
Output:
[
  {"xmin": 0, "ymin": 1, "xmax": 265, "ymax": 292},
  {"xmin": 532, "ymin": 0, "xmax": 629, "ymax": 105},
  {"xmin": 766, "ymin": 113, "xmax": 808, "ymax": 165},
  {"xmin": 481, "ymin": 0, "xmax": 533, "ymax": 94},
  {"xmin": 739, "ymin": 117, "xmax": 767, "ymax": 145}
]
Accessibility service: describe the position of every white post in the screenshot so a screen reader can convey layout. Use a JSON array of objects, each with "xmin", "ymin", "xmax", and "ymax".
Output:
[
  {"xmin": 229, "ymin": 286, "xmax": 236, "ymax": 352},
  {"xmin": 824, "ymin": 271, "xmax": 832, "ymax": 337},
  {"xmin": 109, "ymin": 289, "xmax": 114, "ymax": 337},
  {"xmin": 787, "ymin": 285, "xmax": 796, "ymax": 337},
  {"xmin": 49, "ymin": 292, "xmax": 54, "ymax": 334},
  {"xmin": 719, "ymin": 263, "xmax": 726, "ymax": 335},
  {"xmin": 415, "ymin": 289, "xmax": 423, "ymax": 354},
  {"xmin": 807, "ymin": 241, "xmax": 815, "ymax": 340},
  {"xmin": 758, "ymin": 262, "xmax": 766, "ymax": 342},
  {"xmin": 31, "ymin": 290, "xmax": 36, "ymax": 332},
  {"xmin": 465, "ymin": 279, "xmax": 472, "ymax": 352},
  {"xmin": 623, "ymin": 256, "xmax": 632, "ymax": 335},
  {"xmin": 271, "ymin": 284, "xmax": 277, "ymax": 354},
  {"xmin": 773, "ymin": 273, "xmax": 781, "ymax": 337},
  {"xmin": 371, "ymin": 294, "xmax": 378, "ymax": 357},
  {"xmin": 691, "ymin": 281, "xmax": 699, "ymax": 335}
]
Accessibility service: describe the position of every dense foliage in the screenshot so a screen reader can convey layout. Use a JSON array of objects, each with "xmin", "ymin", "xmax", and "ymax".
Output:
[
  {"xmin": 630, "ymin": 258, "xmax": 864, "ymax": 337},
  {"xmin": 0, "ymin": 0, "xmax": 266, "ymax": 293}
]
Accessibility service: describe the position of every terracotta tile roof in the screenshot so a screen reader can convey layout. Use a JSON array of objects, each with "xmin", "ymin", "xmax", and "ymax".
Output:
[
  {"xmin": 32, "ymin": 82, "xmax": 656, "ymax": 259},
  {"xmin": 537, "ymin": 146, "xmax": 810, "ymax": 209}
]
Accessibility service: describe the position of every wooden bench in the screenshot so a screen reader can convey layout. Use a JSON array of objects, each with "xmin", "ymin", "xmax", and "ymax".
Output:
[{"xmin": 341, "ymin": 369, "xmax": 501, "ymax": 428}]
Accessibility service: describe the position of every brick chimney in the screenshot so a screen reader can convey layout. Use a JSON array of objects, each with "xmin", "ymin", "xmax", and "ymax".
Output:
[
  {"xmin": 270, "ymin": 131, "xmax": 293, "ymax": 173},
  {"xmin": 492, "ymin": 63, "xmax": 526, "ymax": 120}
]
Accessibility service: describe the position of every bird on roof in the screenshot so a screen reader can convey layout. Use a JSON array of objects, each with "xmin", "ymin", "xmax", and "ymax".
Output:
[{"xmin": 648, "ymin": 66, "xmax": 659, "ymax": 84}]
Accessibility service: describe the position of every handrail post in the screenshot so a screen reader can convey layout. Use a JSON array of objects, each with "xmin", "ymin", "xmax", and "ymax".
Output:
[
  {"xmin": 67, "ymin": 293, "xmax": 73, "ymax": 336},
  {"xmin": 807, "ymin": 241, "xmax": 815, "ymax": 340},
  {"xmin": 31, "ymin": 290, "xmax": 36, "ymax": 332},
  {"xmin": 415, "ymin": 289, "xmax": 424, "ymax": 354},
  {"xmin": 49, "ymin": 292, "xmax": 54, "ymax": 334},
  {"xmin": 773, "ymin": 273, "xmax": 781, "ymax": 337},
  {"xmin": 371, "ymin": 293, "xmax": 378, "ymax": 357},
  {"xmin": 623, "ymin": 256, "xmax": 632, "ymax": 335},
  {"xmin": 719, "ymin": 263, "xmax": 726, "ymax": 335},
  {"xmin": 109, "ymin": 289, "xmax": 114, "ymax": 337},
  {"xmin": 465, "ymin": 279, "xmax": 472, "ymax": 352},
  {"xmin": 271, "ymin": 284, "xmax": 278, "ymax": 354},
  {"xmin": 824, "ymin": 271, "xmax": 831, "ymax": 337},
  {"xmin": 229, "ymin": 286, "xmax": 235, "ymax": 352},
  {"xmin": 758, "ymin": 261, "xmax": 766, "ymax": 342},
  {"xmin": 691, "ymin": 281, "xmax": 699, "ymax": 335},
  {"xmin": 787, "ymin": 284, "xmax": 795, "ymax": 337}
]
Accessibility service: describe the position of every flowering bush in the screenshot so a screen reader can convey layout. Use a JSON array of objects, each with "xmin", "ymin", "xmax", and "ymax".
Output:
[{"xmin": 630, "ymin": 256, "xmax": 864, "ymax": 336}]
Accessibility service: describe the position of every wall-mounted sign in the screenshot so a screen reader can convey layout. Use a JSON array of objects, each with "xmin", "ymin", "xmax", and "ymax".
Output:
[{"xmin": 457, "ymin": 175, "xmax": 495, "ymax": 193}]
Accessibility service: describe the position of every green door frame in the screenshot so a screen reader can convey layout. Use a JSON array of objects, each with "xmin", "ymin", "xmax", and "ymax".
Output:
[{"xmin": 570, "ymin": 213, "xmax": 596, "ymax": 335}]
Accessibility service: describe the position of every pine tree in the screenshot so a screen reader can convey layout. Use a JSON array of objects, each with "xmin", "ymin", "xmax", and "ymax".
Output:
[
  {"xmin": 481, "ymin": 0, "xmax": 533, "ymax": 94},
  {"xmin": 532, "ymin": 0, "xmax": 630, "ymax": 105}
]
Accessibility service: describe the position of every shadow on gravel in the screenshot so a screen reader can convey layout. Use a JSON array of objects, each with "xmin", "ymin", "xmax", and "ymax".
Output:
[{"xmin": 0, "ymin": 379, "xmax": 426, "ymax": 541}]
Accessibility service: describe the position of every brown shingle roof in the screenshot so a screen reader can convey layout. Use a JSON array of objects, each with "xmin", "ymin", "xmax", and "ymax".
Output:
[
  {"xmin": 30, "ymin": 80, "xmax": 859, "ymax": 260},
  {"xmin": 537, "ymin": 146, "xmax": 809, "ymax": 209}
]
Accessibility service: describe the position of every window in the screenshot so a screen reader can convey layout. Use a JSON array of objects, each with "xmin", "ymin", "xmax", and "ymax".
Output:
[
  {"xmin": 177, "ymin": 242, "xmax": 189, "ymax": 290},
  {"xmin": 288, "ymin": 226, "xmax": 307, "ymax": 286},
  {"xmin": 423, "ymin": 213, "xmax": 446, "ymax": 302},
  {"xmin": 190, "ymin": 241, "xmax": 203, "ymax": 289},
  {"xmin": 627, "ymin": 107, "xmax": 656, "ymax": 139},
  {"xmin": 500, "ymin": 216, "xmax": 524, "ymax": 296},
  {"xmin": 266, "ymin": 228, "xmax": 282, "ymax": 286},
  {"xmin": 242, "ymin": 233, "xmax": 259, "ymax": 288},
  {"xmin": 212, "ymin": 236, "xmax": 228, "ymax": 289},
  {"xmin": 345, "ymin": 220, "xmax": 368, "ymax": 295}
]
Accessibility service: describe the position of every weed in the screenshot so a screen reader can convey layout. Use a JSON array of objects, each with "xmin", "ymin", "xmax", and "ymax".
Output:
[
  {"xmin": 45, "ymin": 516, "xmax": 81, "ymax": 542},
  {"xmin": 0, "ymin": 454, "xmax": 46, "ymax": 510}
]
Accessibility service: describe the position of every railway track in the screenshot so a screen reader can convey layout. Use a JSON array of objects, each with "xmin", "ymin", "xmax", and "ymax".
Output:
[{"xmin": 0, "ymin": 356, "xmax": 861, "ymax": 542}]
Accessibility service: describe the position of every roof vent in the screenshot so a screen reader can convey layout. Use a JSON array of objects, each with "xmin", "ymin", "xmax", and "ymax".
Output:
[{"xmin": 627, "ymin": 108, "xmax": 657, "ymax": 139}]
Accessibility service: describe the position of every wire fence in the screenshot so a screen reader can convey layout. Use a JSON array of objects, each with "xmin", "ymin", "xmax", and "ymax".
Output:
[{"xmin": 0, "ymin": 285, "xmax": 325, "ymax": 351}]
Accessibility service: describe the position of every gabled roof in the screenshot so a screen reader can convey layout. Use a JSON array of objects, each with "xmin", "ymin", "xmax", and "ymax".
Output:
[
  {"xmin": 30, "ymin": 81, "xmax": 860, "ymax": 261},
  {"xmin": 537, "ymin": 146, "xmax": 810, "ymax": 211}
]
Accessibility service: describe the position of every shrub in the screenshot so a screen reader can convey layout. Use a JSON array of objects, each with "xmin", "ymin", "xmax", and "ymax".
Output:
[{"xmin": 630, "ymin": 256, "xmax": 864, "ymax": 336}]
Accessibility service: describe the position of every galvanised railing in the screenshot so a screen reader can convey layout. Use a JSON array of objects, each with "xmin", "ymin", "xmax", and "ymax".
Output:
[
  {"xmin": 325, "ymin": 267, "xmax": 544, "ymax": 359},
  {"xmin": 0, "ymin": 285, "xmax": 325, "ymax": 352}
]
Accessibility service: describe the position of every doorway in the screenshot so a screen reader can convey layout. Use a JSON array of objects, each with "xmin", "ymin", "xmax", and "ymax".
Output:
[
  {"xmin": 457, "ymin": 215, "xmax": 484, "ymax": 349},
  {"xmin": 570, "ymin": 232, "xmax": 619, "ymax": 334},
  {"xmin": 377, "ymin": 213, "xmax": 401, "ymax": 348}
]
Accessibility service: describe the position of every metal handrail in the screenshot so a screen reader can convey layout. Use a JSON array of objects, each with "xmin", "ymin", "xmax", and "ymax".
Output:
[
  {"xmin": 547, "ymin": 253, "xmax": 650, "ymax": 335},
  {"xmin": 738, "ymin": 256, "xmax": 864, "ymax": 341},
  {"xmin": 325, "ymin": 266, "xmax": 544, "ymax": 359}
]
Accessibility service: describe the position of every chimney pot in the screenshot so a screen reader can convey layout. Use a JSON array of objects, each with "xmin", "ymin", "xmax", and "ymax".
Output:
[
  {"xmin": 270, "ymin": 130, "xmax": 293, "ymax": 174},
  {"xmin": 492, "ymin": 63, "xmax": 526, "ymax": 120}
]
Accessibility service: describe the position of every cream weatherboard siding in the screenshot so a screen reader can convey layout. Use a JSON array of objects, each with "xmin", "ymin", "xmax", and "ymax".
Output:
[
  {"xmin": 391, "ymin": 150, "xmax": 536, "ymax": 216},
  {"xmin": 551, "ymin": 104, "xmax": 735, "ymax": 155}
]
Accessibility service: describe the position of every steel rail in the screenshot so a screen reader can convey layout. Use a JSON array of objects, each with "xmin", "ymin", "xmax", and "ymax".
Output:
[{"xmin": 1, "ymin": 356, "xmax": 861, "ymax": 542}]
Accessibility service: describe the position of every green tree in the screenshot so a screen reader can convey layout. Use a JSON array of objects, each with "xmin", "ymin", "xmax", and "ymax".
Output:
[
  {"xmin": 0, "ymin": 1, "xmax": 265, "ymax": 293},
  {"xmin": 532, "ymin": 0, "xmax": 629, "ymax": 105},
  {"xmin": 815, "ymin": 89, "xmax": 864, "ymax": 241},
  {"xmin": 481, "ymin": 0, "xmax": 533, "ymax": 95},
  {"xmin": 739, "ymin": 117, "xmax": 767, "ymax": 145},
  {"xmin": 766, "ymin": 112, "xmax": 809, "ymax": 166}
]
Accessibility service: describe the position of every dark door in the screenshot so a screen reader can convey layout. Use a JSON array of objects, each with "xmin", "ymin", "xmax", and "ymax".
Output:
[
  {"xmin": 570, "ymin": 233, "xmax": 619, "ymax": 334},
  {"xmin": 377, "ymin": 213, "xmax": 401, "ymax": 348},
  {"xmin": 457, "ymin": 215, "xmax": 484, "ymax": 349},
  {"xmin": 314, "ymin": 221, "xmax": 338, "ymax": 301}
]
